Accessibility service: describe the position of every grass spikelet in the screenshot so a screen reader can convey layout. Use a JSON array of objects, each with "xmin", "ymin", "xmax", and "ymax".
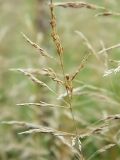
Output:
[
  {"xmin": 52, "ymin": 2, "xmax": 105, "ymax": 10},
  {"xmin": 42, "ymin": 68, "xmax": 64, "ymax": 84},
  {"xmin": 49, "ymin": 1, "xmax": 63, "ymax": 56},
  {"xmin": 14, "ymin": 69, "xmax": 55, "ymax": 93},
  {"xmin": 18, "ymin": 128, "xmax": 54, "ymax": 135},
  {"xmin": 18, "ymin": 128, "xmax": 74, "ymax": 137},
  {"xmin": 21, "ymin": 32, "xmax": 53, "ymax": 59},
  {"xmin": 71, "ymin": 53, "xmax": 90, "ymax": 80}
]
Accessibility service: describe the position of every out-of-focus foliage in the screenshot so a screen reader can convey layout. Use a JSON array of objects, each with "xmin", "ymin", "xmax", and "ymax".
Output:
[{"xmin": 1, "ymin": 0, "xmax": 120, "ymax": 160}]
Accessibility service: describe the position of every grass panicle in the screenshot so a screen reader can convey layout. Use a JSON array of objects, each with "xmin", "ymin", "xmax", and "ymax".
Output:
[{"xmin": 2, "ymin": 0, "xmax": 120, "ymax": 159}]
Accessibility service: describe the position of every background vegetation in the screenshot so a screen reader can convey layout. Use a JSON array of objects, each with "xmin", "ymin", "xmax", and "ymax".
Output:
[{"xmin": 1, "ymin": 0, "xmax": 120, "ymax": 159}]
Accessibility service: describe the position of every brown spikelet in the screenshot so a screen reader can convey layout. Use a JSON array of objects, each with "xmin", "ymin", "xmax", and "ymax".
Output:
[
  {"xmin": 42, "ymin": 68, "xmax": 64, "ymax": 84},
  {"xmin": 65, "ymin": 74, "xmax": 73, "ymax": 98},
  {"xmin": 52, "ymin": 2, "xmax": 105, "ymax": 10},
  {"xmin": 49, "ymin": 2, "xmax": 63, "ymax": 56}
]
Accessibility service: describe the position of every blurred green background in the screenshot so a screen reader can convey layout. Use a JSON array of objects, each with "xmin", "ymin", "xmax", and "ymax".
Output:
[{"xmin": 1, "ymin": 0, "xmax": 120, "ymax": 159}]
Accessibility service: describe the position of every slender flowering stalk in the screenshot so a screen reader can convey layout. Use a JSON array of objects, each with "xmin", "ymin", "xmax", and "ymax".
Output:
[{"xmin": 49, "ymin": 1, "xmax": 85, "ymax": 158}]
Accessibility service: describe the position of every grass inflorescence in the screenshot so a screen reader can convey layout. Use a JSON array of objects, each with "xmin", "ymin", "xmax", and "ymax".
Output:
[{"xmin": 2, "ymin": 1, "xmax": 120, "ymax": 160}]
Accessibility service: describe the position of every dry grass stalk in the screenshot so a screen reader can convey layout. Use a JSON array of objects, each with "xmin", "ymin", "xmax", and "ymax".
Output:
[
  {"xmin": 100, "ymin": 40, "xmax": 108, "ymax": 70},
  {"xmin": 49, "ymin": 3, "xmax": 86, "ymax": 158},
  {"xmin": 1, "ymin": 121, "xmax": 41, "ymax": 129},
  {"xmin": 71, "ymin": 53, "xmax": 90, "ymax": 80},
  {"xmin": 14, "ymin": 68, "xmax": 55, "ymax": 93},
  {"xmin": 52, "ymin": 2, "xmax": 105, "ymax": 10},
  {"xmin": 18, "ymin": 128, "xmax": 56, "ymax": 135},
  {"xmin": 50, "ymin": 0, "xmax": 79, "ymax": 147},
  {"xmin": 17, "ymin": 101, "xmax": 69, "ymax": 109},
  {"xmin": 10, "ymin": 68, "xmax": 63, "ymax": 84},
  {"xmin": 98, "ymin": 43, "xmax": 120, "ymax": 54},
  {"xmin": 21, "ymin": 32, "xmax": 53, "ymax": 59},
  {"xmin": 10, "ymin": 68, "xmax": 70, "ymax": 106},
  {"xmin": 19, "ymin": 128, "xmax": 75, "ymax": 137},
  {"xmin": 10, "ymin": 68, "xmax": 44, "ymax": 75}
]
